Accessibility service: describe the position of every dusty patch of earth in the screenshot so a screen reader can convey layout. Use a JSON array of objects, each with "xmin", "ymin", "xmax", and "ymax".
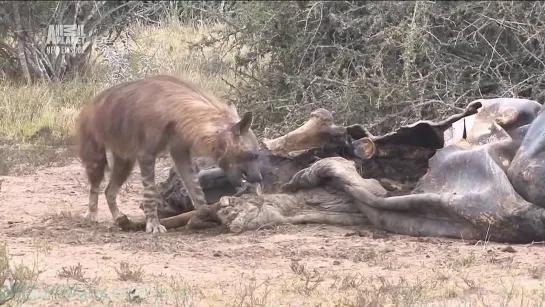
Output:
[{"xmin": 2, "ymin": 154, "xmax": 545, "ymax": 306}]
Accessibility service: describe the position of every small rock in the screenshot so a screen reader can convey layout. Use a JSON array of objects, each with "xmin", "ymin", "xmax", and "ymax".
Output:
[
  {"xmin": 383, "ymin": 247, "xmax": 395, "ymax": 253},
  {"xmin": 213, "ymin": 251, "xmax": 221, "ymax": 257},
  {"xmin": 333, "ymin": 260, "xmax": 340, "ymax": 265},
  {"xmin": 372, "ymin": 233, "xmax": 384, "ymax": 239},
  {"xmin": 501, "ymin": 246, "xmax": 516, "ymax": 253}
]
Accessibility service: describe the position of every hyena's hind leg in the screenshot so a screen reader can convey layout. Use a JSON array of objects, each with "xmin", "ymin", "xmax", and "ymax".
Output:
[
  {"xmin": 138, "ymin": 152, "xmax": 167, "ymax": 234},
  {"xmin": 80, "ymin": 140, "xmax": 108, "ymax": 223},
  {"xmin": 105, "ymin": 154, "xmax": 135, "ymax": 223}
]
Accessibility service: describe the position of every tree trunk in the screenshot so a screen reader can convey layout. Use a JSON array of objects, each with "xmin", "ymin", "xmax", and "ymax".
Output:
[{"xmin": 12, "ymin": 2, "xmax": 32, "ymax": 84}]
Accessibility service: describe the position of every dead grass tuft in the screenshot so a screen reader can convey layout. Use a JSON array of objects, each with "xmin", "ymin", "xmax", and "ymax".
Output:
[
  {"xmin": 289, "ymin": 260, "xmax": 325, "ymax": 295},
  {"xmin": 529, "ymin": 265, "xmax": 545, "ymax": 280},
  {"xmin": 56, "ymin": 263, "xmax": 87, "ymax": 283},
  {"xmin": 231, "ymin": 273, "xmax": 272, "ymax": 307},
  {"xmin": 115, "ymin": 261, "xmax": 145, "ymax": 282}
]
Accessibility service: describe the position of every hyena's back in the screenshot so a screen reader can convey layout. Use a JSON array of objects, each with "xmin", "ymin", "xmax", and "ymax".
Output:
[
  {"xmin": 78, "ymin": 74, "xmax": 262, "ymax": 234},
  {"xmin": 77, "ymin": 74, "xmax": 238, "ymax": 160}
]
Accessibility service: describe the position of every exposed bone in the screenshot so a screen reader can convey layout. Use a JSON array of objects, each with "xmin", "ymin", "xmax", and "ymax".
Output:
[
  {"xmin": 262, "ymin": 108, "xmax": 349, "ymax": 157},
  {"xmin": 116, "ymin": 203, "xmax": 222, "ymax": 231},
  {"xmin": 444, "ymin": 114, "xmax": 477, "ymax": 147}
]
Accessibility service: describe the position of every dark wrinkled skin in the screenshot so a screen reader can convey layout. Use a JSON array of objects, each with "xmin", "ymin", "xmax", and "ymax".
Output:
[
  {"xmin": 407, "ymin": 98, "xmax": 545, "ymax": 243},
  {"xmin": 507, "ymin": 104, "xmax": 545, "ymax": 208}
]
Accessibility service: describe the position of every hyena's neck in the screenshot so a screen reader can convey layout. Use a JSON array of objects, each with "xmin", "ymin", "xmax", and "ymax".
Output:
[{"xmin": 176, "ymin": 117, "xmax": 234, "ymax": 162}]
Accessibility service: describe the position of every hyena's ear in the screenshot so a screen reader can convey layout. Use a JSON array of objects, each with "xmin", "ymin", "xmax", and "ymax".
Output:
[{"xmin": 232, "ymin": 111, "xmax": 253, "ymax": 136}]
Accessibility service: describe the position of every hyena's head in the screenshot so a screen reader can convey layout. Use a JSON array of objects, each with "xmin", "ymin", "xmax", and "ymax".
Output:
[{"xmin": 217, "ymin": 111, "xmax": 263, "ymax": 187}]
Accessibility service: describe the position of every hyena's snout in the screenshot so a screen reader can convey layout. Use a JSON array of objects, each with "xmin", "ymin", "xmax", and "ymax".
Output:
[
  {"xmin": 231, "ymin": 163, "xmax": 263, "ymax": 185},
  {"xmin": 242, "ymin": 160, "xmax": 263, "ymax": 184},
  {"xmin": 221, "ymin": 158, "xmax": 263, "ymax": 186}
]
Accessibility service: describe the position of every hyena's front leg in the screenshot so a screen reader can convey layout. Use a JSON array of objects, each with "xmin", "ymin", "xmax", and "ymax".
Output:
[
  {"xmin": 169, "ymin": 147, "xmax": 208, "ymax": 210},
  {"xmin": 137, "ymin": 153, "xmax": 167, "ymax": 234}
]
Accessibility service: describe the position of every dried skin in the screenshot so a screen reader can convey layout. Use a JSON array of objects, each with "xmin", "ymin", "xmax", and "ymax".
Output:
[{"xmin": 118, "ymin": 99, "xmax": 545, "ymax": 244}]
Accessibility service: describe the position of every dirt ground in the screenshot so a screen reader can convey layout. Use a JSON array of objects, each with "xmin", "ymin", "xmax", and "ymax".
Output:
[{"xmin": 2, "ymin": 148, "xmax": 545, "ymax": 307}]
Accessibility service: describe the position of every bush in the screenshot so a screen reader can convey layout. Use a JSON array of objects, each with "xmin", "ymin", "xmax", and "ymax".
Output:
[{"xmin": 206, "ymin": 1, "xmax": 545, "ymax": 136}]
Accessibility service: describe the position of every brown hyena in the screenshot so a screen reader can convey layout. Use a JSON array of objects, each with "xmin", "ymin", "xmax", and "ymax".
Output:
[{"xmin": 76, "ymin": 74, "xmax": 263, "ymax": 233}]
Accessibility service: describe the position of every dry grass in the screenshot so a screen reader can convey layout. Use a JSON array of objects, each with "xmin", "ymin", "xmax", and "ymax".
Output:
[
  {"xmin": 0, "ymin": 21, "xmax": 236, "ymax": 146},
  {"xmin": 126, "ymin": 21, "xmax": 238, "ymax": 96},
  {"xmin": 0, "ymin": 241, "xmax": 51, "ymax": 306},
  {"xmin": 56, "ymin": 263, "xmax": 88, "ymax": 283},
  {"xmin": 114, "ymin": 262, "xmax": 145, "ymax": 282},
  {"xmin": 0, "ymin": 81, "xmax": 100, "ymax": 143}
]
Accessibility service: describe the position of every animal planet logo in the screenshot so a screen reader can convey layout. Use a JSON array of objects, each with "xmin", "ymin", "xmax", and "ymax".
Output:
[{"xmin": 45, "ymin": 24, "xmax": 86, "ymax": 55}]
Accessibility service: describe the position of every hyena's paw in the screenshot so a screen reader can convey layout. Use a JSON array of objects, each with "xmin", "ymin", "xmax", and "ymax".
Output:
[
  {"xmin": 146, "ymin": 219, "xmax": 167, "ymax": 234},
  {"xmin": 111, "ymin": 210, "xmax": 125, "ymax": 224},
  {"xmin": 84, "ymin": 210, "xmax": 98, "ymax": 223}
]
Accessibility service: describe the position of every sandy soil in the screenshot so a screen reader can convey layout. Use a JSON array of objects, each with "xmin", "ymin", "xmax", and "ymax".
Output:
[{"xmin": 2, "ymin": 153, "xmax": 545, "ymax": 306}]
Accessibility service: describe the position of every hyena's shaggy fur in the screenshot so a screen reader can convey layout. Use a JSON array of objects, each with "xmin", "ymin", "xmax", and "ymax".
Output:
[{"xmin": 76, "ymin": 74, "xmax": 262, "ymax": 233}]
